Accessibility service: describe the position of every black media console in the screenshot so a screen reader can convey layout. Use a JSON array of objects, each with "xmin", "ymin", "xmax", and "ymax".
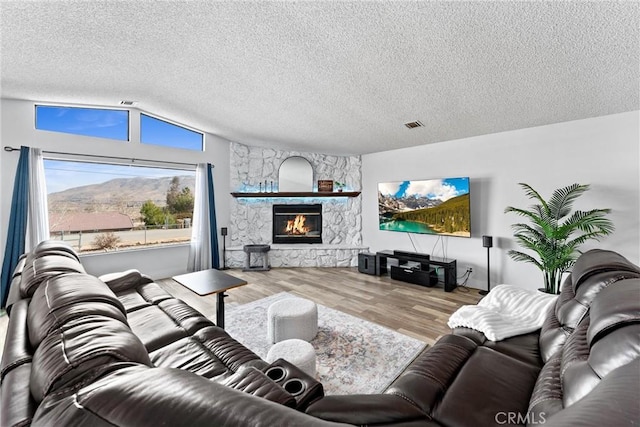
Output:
[{"xmin": 375, "ymin": 250, "xmax": 458, "ymax": 292}]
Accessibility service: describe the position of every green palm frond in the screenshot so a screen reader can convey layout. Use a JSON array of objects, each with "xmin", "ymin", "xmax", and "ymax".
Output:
[
  {"xmin": 507, "ymin": 250, "xmax": 543, "ymax": 270},
  {"xmin": 548, "ymin": 183, "xmax": 589, "ymax": 220}
]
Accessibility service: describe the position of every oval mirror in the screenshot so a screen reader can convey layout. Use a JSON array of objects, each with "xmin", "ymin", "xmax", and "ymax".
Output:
[{"xmin": 278, "ymin": 156, "xmax": 313, "ymax": 192}]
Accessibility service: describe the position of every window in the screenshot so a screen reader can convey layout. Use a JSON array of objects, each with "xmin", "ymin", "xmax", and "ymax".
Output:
[
  {"xmin": 140, "ymin": 113, "xmax": 203, "ymax": 151},
  {"xmin": 35, "ymin": 105, "xmax": 129, "ymax": 141},
  {"xmin": 44, "ymin": 159, "xmax": 196, "ymax": 253}
]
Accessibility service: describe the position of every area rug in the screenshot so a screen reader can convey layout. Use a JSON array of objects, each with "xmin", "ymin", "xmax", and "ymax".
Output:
[{"xmin": 225, "ymin": 292, "xmax": 427, "ymax": 395}]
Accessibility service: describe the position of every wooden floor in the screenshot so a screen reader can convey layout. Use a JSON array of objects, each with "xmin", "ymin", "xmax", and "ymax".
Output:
[{"xmin": 159, "ymin": 267, "xmax": 482, "ymax": 346}]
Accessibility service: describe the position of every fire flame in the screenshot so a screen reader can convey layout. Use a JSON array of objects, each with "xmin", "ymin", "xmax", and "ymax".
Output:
[{"xmin": 285, "ymin": 215, "xmax": 309, "ymax": 235}]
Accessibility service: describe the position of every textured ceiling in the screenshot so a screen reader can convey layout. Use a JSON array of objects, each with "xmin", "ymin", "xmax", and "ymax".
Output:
[{"xmin": 1, "ymin": 1, "xmax": 638, "ymax": 155}]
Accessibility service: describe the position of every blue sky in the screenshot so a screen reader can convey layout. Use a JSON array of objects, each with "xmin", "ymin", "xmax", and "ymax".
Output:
[
  {"xmin": 44, "ymin": 160, "xmax": 193, "ymax": 194},
  {"xmin": 36, "ymin": 106, "xmax": 129, "ymax": 140},
  {"xmin": 379, "ymin": 177, "xmax": 470, "ymax": 201},
  {"xmin": 36, "ymin": 105, "xmax": 203, "ymax": 150}
]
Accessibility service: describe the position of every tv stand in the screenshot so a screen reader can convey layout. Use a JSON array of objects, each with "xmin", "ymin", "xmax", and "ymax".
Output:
[{"xmin": 375, "ymin": 250, "xmax": 458, "ymax": 292}]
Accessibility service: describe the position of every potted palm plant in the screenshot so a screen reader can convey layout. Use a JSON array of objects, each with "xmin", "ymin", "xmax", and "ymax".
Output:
[{"xmin": 505, "ymin": 183, "xmax": 614, "ymax": 294}]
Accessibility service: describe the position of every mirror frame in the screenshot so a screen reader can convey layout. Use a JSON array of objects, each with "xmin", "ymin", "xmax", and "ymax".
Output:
[{"xmin": 278, "ymin": 156, "xmax": 314, "ymax": 192}]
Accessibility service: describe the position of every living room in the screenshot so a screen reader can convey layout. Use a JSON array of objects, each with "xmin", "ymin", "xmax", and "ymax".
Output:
[{"xmin": 1, "ymin": 2, "xmax": 639, "ymax": 426}]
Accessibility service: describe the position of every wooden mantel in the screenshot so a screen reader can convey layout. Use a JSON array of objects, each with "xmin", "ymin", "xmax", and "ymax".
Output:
[{"xmin": 231, "ymin": 191, "xmax": 361, "ymax": 198}]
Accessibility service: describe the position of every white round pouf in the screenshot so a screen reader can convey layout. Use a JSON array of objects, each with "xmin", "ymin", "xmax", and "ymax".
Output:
[
  {"xmin": 266, "ymin": 339, "xmax": 317, "ymax": 377},
  {"xmin": 267, "ymin": 298, "xmax": 318, "ymax": 343}
]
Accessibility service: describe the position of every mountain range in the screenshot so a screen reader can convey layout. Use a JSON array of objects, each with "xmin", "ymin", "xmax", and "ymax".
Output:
[{"xmin": 48, "ymin": 175, "xmax": 196, "ymax": 219}]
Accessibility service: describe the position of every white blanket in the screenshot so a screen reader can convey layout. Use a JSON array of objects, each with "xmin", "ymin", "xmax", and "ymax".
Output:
[{"xmin": 447, "ymin": 284, "xmax": 558, "ymax": 341}]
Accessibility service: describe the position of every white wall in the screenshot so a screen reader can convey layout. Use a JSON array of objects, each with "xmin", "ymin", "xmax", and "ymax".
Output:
[
  {"xmin": 362, "ymin": 111, "xmax": 640, "ymax": 291},
  {"xmin": 0, "ymin": 98, "xmax": 231, "ymax": 278}
]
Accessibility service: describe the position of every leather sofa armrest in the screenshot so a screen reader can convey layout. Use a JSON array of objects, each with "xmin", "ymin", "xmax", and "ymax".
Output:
[
  {"xmin": 262, "ymin": 358, "xmax": 324, "ymax": 411},
  {"xmin": 99, "ymin": 269, "xmax": 153, "ymax": 293},
  {"xmin": 306, "ymin": 394, "xmax": 429, "ymax": 425},
  {"xmin": 33, "ymin": 366, "xmax": 346, "ymax": 427},
  {"xmin": 221, "ymin": 366, "xmax": 297, "ymax": 408}
]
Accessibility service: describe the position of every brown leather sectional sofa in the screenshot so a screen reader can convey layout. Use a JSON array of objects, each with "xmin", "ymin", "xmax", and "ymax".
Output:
[{"xmin": 1, "ymin": 241, "xmax": 639, "ymax": 426}]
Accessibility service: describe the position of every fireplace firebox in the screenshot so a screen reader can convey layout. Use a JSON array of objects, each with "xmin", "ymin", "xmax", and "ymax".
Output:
[{"xmin": 272, "ymin": 204, "xmax": 322, "ymax": 244}]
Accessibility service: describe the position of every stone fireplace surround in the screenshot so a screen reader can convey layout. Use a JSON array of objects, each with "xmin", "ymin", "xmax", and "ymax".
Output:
[{"xmin": 226, "ymin": 143, "xmax": 367, "ymax": 268}]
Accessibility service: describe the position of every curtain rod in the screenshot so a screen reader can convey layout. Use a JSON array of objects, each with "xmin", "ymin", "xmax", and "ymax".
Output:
[{"xmin": 3, "ymin": 146, "xmax": 202, "ymax": 168}]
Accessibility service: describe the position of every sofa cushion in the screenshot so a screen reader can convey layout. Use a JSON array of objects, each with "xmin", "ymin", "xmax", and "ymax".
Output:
[
  {"xmin": 158, "ymin": 298, "xmax": 215, "ymax": 335},
  {"xmin": 134, "ymin": 281, "xmax": 174, "ymax": 305},
  {"xmin": 127, "ymin": 305, "xmax": 189, "ymax": 352},
  {"xmin": 30, "ymin": 315, "xmax": 151, "ymax": 402},
  {"xmin": 27, "ymin": 273, "xmax": 128, "ymax": 348},
  {"xmin": 570, "ymin": 249, "xmax": 640, "ymax": 288},
  {"xmin": 432, "ymin": 346, "xmax": 540, "ymax": 426},
  {"xmin": 114, "ymin": 287, "xmax": 151, "ymax": 313},
  {"xmin": 1, "ymin": 363, "xmax": 36, "ymax": 427},
  {"xmin": 32, "ymin": 366, "xmax": 344, "ymax": 427},
  {"xmin": 539, "ymin": 258, "xmax": 640, "ymax": 364},
  {"xmin": 385, "ymin": 334, "xmax": 477, "ymax": 414},
  {"xmin": 19, "ymin": 255, "xmax": 85, "ymax": 298},
  {"xmin": 194, "ymin": 326, "xmax": 267, "ymax": 372},
  {"xmin": 540, "ymin": 360, "xmax": 640, "ymax": 427},
  {"xmin": 99, "ymin": 269, "xmax": 153, "ymax": 293},
  {"xmin": 32, "ymin": 240, "xmax": 80, "ymax": 261},
  {"xmin": 150, "ymin": 336, "xmax": 234, "ymax": 379},
  {"xmin": 0, "ymin": 299, "xmax": 31, "ymax": 381}
]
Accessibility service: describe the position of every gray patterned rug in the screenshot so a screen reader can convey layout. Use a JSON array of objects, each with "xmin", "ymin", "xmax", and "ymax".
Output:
[{"xmin": 225, "ymin": 292, "xmax": 427, "ymax": 395}]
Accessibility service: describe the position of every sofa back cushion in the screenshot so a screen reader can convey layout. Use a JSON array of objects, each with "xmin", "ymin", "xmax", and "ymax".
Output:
[
  {"xmin": 30, "ymin": 315, "xmax": 152, "ymax": 402},
  {"xmin": 538, "ymin": 250, "xmax": 640, "ymax": 363},
  {"xmin": 26, "ymin": 272, "xmax": 151, "ymax": 402},
  {"xmin": 20, "ymin": 255, "xmax": 85, "ymax": 298},
  {"xmin": 529, "ymin": 278, "xmax": 640, "ymax": 420},
  {"xmin": 27, "ymin": 273, "xmax": 128, "ymax": 348}
]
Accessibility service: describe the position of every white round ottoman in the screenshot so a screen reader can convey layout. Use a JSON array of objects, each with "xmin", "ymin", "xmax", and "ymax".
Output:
[
  {"xmin": 266, "ymin": 339, "xmax": 317, "ymax": 377},
  {"xmin": 267, "ymin": 298, "xmax": 318, "ymax": 343}
]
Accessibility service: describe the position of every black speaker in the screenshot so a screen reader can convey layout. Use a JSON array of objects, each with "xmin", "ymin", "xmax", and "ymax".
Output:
[
  {"xmin": 221, "ymin": 227, "xmax": 228, "ymax": 236},
  {"xmin": 358, "ymin": 252, "xmax": 376, "ymax": 275},
  {"xmin": 479, "ymin": 235, "xmax": 493, "ymax": 295}
]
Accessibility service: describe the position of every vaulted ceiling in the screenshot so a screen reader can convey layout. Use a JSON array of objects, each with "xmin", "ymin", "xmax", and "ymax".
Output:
[{"xmin": 1, "ymin": 1, "xmax": 638, "ymax": 155}]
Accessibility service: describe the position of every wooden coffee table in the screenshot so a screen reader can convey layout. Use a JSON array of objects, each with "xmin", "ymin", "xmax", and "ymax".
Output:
[{"xmin": 172, "ymin": 268, "xmax": 248, "ymax": 329}]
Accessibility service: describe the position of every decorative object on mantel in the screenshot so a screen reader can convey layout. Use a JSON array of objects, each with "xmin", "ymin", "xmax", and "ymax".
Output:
[
  {"xmin": 230, "ymin": 191, "xmax": 360, "ymax": 198},
  {"xmin": 505, "ymin": 183, "xmax": 614, "ymax": 294},
  {"xmin": 317, "ymin": 180, "xmax": 334, "ymax": 192},
  {"xmin": 278, "ymin": 156, "xmax": 313, "ymax": 192},
  {"xmin": 334, "ymin": 181, "xmax": 346, "ymax": 192}
]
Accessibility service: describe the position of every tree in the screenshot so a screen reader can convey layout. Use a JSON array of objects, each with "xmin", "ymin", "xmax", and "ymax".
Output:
[
  {"xmin": 166, "ymin": 177, "xmax": 194, "ymax": 218},
  {"xmin": 140, "ymin": 200, "xmax": 170, "ymax": 226},
  {"xmin": 505, "ymin": 183, "xmax": 614, "ymax": 294}
]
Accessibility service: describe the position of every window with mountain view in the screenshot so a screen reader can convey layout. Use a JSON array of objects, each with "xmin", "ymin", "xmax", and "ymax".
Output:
[
  {"xmin": 35, "ymin": 105, "xmax": 129, "ymax": 141},
  {"xmin": 44, "ymin": 159, "xmax": 196, "ymax": 252}
]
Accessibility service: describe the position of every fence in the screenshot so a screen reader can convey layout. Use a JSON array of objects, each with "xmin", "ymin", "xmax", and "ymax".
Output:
[{"xmin": 52, "ymin": 224, "xmax": 192, "ymax": 252}]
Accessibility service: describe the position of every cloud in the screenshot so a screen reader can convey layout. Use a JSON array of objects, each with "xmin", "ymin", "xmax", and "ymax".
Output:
[
  {"xmin": 405, "ymin": 179, "xmax": 459, "ymax": 201},
  {"xmin": 378, "ymin": 182, "xmax": 402, "ymax": 195}
]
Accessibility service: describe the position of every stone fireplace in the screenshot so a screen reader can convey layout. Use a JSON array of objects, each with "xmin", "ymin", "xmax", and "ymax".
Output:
[
  {"xmin": 272, "ymin": 204, "xmax": 322, "ymax": 244},
  {"xmin": 226, "ymin": 142, "xmax": 367, "ymax": 267}
]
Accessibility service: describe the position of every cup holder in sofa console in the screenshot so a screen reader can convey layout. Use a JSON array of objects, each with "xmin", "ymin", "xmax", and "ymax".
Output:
[
  {"xmin": 283, "ymin": 379, "xmax": 306, "ymax": 397},
  {"xmin": 265, "ymin": 366, "xmax": 286, "ymax": 383}
]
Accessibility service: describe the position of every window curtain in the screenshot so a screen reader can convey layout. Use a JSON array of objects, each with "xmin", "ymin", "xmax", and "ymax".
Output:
[
  {"xmin": 187, "ymin": 163, "xmax": 220, "ymax": 272},
  {"xmin": 26, "ymin": 147, "xmax": 50, "ymax": 248},
  {"xmin": 1, "ymin": 146, "xmax": 52, "ymax": 308}
]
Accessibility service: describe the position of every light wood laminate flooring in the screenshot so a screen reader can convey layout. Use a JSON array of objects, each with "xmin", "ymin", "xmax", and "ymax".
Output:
[{"xmin": 159, "ymin": 267, "xmax": 482, "ymax": 346}]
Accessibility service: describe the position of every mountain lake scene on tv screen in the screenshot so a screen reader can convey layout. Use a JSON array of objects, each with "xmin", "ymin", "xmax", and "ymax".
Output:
[{"xmin": 378, "ymin": 178, "xmax": 471, "ymax": 238}]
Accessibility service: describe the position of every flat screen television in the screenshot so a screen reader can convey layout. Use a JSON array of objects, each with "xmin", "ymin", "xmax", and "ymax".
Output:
[{"xmin": 378, "ymin": 177, "xmax": 471, "ymax": 238}]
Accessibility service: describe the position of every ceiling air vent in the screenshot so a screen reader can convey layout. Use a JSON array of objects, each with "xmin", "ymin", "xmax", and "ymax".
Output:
[{"xmin": 404, "ymin": 121, "xmax": 423, "ymax": 129}]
